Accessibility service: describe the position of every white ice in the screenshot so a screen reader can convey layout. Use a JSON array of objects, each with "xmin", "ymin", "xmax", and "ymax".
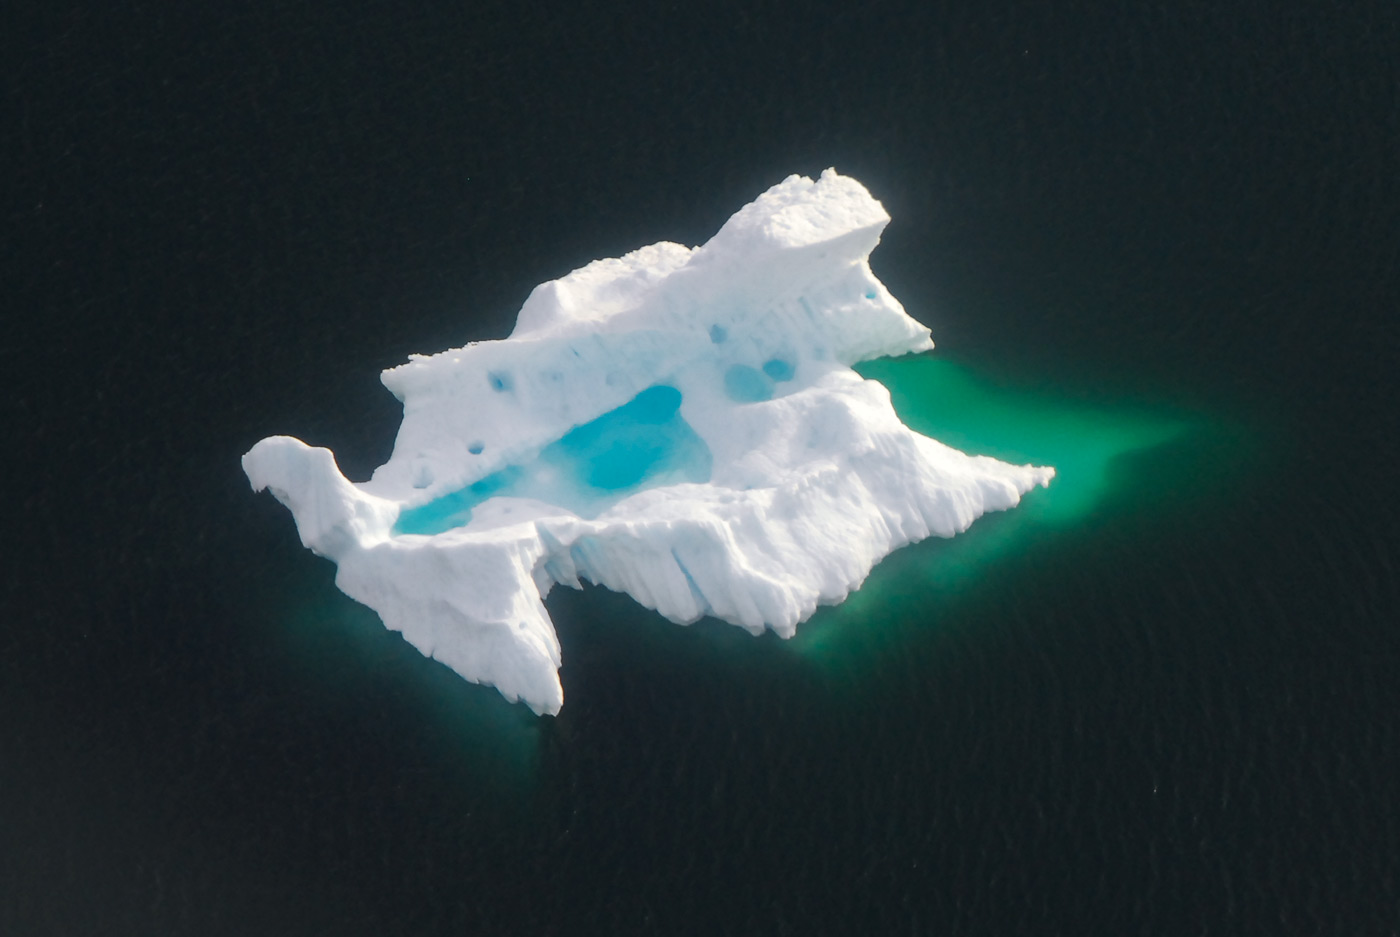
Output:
[{"xmin": 243, "ymin": 169, "xmax": 1054, "ymax": 714}]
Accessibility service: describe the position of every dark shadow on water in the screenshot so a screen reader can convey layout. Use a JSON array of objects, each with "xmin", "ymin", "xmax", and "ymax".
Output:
[{"xmin": 258, "ymin": 557, "xmax": 545, "ymax": 797}]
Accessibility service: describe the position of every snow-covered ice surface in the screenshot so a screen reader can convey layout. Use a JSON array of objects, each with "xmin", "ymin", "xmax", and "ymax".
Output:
[{"xmin": 243, "ymin": 170, "xmax": 1054, "ymax": 714}]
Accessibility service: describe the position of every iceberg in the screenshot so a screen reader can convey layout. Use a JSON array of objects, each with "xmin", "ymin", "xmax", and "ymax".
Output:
[{"xmin": 243, "ymin": 169, "xmax": 1053, "ymax": 714}]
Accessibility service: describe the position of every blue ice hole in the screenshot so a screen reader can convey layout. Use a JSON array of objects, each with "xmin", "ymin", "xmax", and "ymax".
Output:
[
  {"xmin": 488, "ymin": 371, "xmax": 513, "ymax": 392},
  {"xmin": 394, "ymin": 384, "xmax": 711, "ymax": 536},
  {"xmin": 723, "ymin": 364, "xmax": 772, "ymax": 403},
  {"xmin": 762, "ymin": 358, "xmax": 794, "ymax": 381},
  {"xmin": 709, "ymin": 324, "xmax": 728, "ymax": 343}
]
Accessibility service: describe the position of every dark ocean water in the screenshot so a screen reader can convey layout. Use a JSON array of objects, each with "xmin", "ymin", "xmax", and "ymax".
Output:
[{"xmin": 6, "ymin": 2, "xmax": 1399, "ymax": 934}]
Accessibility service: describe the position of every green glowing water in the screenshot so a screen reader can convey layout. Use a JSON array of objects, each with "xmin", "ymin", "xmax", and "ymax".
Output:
[
  {"xmin": 861, "ymin": 354, "xmax": 1190, "ymax": 525},
  {"xmin": 792, "ymin": 352, "xmax": 1227, "ymax": 660}
]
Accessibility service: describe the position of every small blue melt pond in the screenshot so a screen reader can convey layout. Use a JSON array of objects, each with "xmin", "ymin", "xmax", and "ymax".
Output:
[
  {"xmin": 395, "ymin": 385, "xmax": 712, "ymax": 536},
  {"xmin": 724, "ymin": 358, "xmax": 795, "ymax": 403},
  {"xmin": 762, "ymin": 358, "xmax": 795, "ymax": 381}
]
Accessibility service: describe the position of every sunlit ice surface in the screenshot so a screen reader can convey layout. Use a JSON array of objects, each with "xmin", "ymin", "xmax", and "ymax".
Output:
[{"xmin": 243, "ymin": 170, "xmax": 1056, "ymax": 714}]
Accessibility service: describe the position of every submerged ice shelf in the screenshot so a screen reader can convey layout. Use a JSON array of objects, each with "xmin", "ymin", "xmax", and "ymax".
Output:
[{"xmin": 243, "ymin": 169, "xmax": 1054, "ymax": 714}]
